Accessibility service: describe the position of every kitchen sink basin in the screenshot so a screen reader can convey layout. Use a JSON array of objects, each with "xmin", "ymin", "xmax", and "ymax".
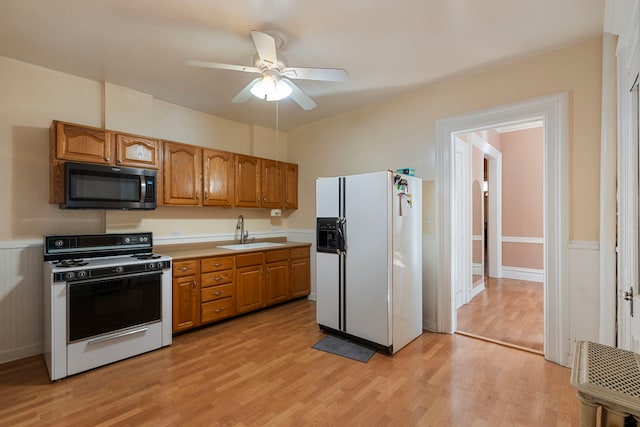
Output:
[{"xmin": 217, "ymin": 242, "xmax": 286, "ymax": 250}]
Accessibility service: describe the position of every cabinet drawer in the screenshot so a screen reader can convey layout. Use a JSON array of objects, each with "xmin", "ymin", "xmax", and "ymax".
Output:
[
  {"xmin": 173, "ymin": 260, "xmax": 199, "ymax": 278},
  {"xmin": 265, "ymin": 249, "xmax": 289, "ymax": 263},
  {"xmin": 201, "ymin": 298, "xmax": 234, "ymax": 323},
  {"xmin": 201, "ymin": 283, "xmax": 234, "ymax": 303},
  {"xmin": 290, "ymin": 246, "xmax": 310, "ymax": 259},
  {"xmin": 201, "ymin": 256, "xmax": 234, "ymax": 273},
  {"xmin": 236, "ymin": 252, "xmax": 265, "ymax": 268},
  {"xmin": 201, "ymin": 270, "xmax": 233, "ymax": 287}
]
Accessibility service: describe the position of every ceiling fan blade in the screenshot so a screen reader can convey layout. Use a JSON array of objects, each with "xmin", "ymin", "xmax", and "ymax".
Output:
[
  {"xmin": 232, "ymin": 78, "xmax": 261, "ymax": 103},
  {"xmin": 185, "ymin": 60, "xmax": 261, "ymax": 74},
  {"xmin": 283, "ymin": 67, "xmax": 349, "ymax": 82},
  {"xmin": 251, "ymin": 31, "xmax": 278, "ymax": 66},
  {"xmin": 282, "ymin": 78, "xmax": 317, "ymax": 110}
]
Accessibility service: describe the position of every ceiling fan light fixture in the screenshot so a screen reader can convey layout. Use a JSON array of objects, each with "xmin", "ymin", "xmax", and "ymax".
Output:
[{"xmin": 250, "ymin": 75, "xmax": 292, "ymax": 101}]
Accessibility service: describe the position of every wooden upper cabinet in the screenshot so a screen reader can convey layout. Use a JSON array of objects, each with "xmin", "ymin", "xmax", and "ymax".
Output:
[
  {"xmin": 163, "ymin": 141, "xmax": 202, "ymax": 206},
  {"xmin": 203, "ymin": 149, "xmax": 234, "ymax": 207},
  {"xmin": 115, "ymin": 134, "xmax": 161, "ymax": 169},
  {"xmin": 261, "ymin": 159, "xmax": 284, "ymax": 209},
  {"xmin": 54, "ymin": 121, "xmax": 114, "ymax": 165},
  {"xmin": 284, "ymin": 163, "xmax": 298, "ymax": 210},
  {"xmin": 234, "ymin": 154, "xmax": 261, "ymax": 208}
]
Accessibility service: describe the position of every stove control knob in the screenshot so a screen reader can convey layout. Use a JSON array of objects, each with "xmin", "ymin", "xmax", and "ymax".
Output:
[
  {"xmin": 65, "ymin": 271, "xmax": 75, "ymax": 280},
  {"xmin": 77, "ymin": 270, "xmax": 88, "ymax": 278},
  {"xmin": 55, "ymin": 240, "xmax": 64, "ymax": 247},
  {"xmin": 148, "ymin": 262, "xmax": 156, "ymax": 269},
  {"xmin": 124, "ymin": 237, "xmax": 131, "ymax": 244},
  {"xmin": 115, "ymin": 266, "xmax": 124, "ymax": 274},
  {"xmin": 141, "ymin": 236, "xmax": 147, "ymax": 242}
]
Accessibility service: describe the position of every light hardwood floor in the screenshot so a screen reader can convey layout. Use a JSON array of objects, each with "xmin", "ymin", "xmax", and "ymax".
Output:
[
  {"xmin": 0, "ymin": 299, "xmax": 577, "ymax": 426},
  {"xmin": 457, "ymin": 277, "xmax": 544, "ymax": 353}
]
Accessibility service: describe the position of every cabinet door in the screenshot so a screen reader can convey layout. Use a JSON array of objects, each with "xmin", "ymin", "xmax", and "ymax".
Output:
[
  {"xmin": 284, "ymin": 163, "xmax": 298, "ymax": 210},
  {"xmin": 55, "ymin": 121, "xmax": 114, "ymax": 164},
  {"xmin": 172, "ymin": 275, "xmax": 199, "ymax": 332},
  {"xmin": 261, "ymin": 159, "xmax": 284, "ymax": 208},
  {"xmin": 163, "ymin": 141, "xmax": 202, "ymax": 206},
  {"xmin": 290, "ymin": 256, "xmax": 310, "ymax": 298},
  {"xmin": 203, "ymin": 149, "xmax": 234, "ymax": 207},
  {"xmin": 115, "ymin": 134, "xmax": 161, "ymax": 169},
  {"xmin": 236, "ymin": 265, "xmax": 264, "ymax": 313},
  {"xmin": 234, "ymin": 154, "xmax": 261, "ymax": 208},
  {"xmin": 265, "ymin": 261, "xmax": 289, "ymax": 305}
]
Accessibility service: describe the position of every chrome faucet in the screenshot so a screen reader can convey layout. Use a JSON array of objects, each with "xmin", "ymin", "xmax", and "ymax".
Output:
[{"xmin": 236, "ymin": 215, "xmax": 248, "ymax": 244}]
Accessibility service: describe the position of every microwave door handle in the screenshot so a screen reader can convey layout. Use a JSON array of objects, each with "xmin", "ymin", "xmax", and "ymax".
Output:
[{"xmin": 140, "ymin": 176, "xmax": 147, "ymax": 202}]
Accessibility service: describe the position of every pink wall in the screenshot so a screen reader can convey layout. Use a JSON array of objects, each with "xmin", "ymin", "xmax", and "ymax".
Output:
[{"xmin": 501, "ymin": 127, "xmax": 543, "ymax": 270}]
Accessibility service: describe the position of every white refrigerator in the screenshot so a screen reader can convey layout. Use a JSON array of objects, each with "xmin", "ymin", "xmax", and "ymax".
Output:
[{"xmin": 315, "ymin": 170, "xmax": 422, "ymax": 354}]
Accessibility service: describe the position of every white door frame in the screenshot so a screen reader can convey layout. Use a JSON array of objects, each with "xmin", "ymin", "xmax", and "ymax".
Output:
[
  {"xmin": 435, "ymin": 92, "xmax": 569, "ymax": 365},
  {"xmin": 467, "ymin": 132, "xmax": 503, "ymax": 280}
]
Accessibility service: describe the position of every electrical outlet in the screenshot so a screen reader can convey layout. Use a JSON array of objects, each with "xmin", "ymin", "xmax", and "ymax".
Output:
[
  {"xmin": 170, "ymin": 230, "xmax": 181, "ymax": 236},
  {"xmin": 427, "ymin": 213, "xmax": 434, "ymax": 224}
]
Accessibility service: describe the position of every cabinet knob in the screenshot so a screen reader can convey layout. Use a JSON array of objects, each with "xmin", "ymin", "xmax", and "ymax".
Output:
[
  {"xmin": 214, "ymin": 276, "xmax": 222, "ymax": 281},
  {"xmin": 214, "ymin": 308, "xmax": 224, "ymax": 313},
  {"xmin": 213, "ymin": 291, "xmax": 223, "ymax": 296},
  {"xmin": 192, "ymin": 279, "xmax": 196, "ymax": 290},
  {"xmin": 178, "ymin": 266, "xmax": 192, "ymax": 271},
  {"xmin": 214, "ymin": 263, "xmax": 222, "ymax": 267},
  {"xmin": 105, "ymin": 157, "xmax": 110, "ymax": 162}
]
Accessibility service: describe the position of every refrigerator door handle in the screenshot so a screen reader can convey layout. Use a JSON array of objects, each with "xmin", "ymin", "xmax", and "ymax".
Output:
[{"xmin": 337, "ymin": 218, "xmax": 347, "ymax": 253}]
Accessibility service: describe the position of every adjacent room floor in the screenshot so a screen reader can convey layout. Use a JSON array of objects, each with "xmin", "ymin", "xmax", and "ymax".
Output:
[
  {"xmin": 0, "ymin": 298, "xmax": 574, "ymax": 426},
  {"xmin": 457, "ymin": 277, "xmax": 544, "ymax": 353}
]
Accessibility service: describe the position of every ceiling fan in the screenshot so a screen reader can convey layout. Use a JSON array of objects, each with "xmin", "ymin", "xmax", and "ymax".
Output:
[{"xmin": 186, "ymin": 31, "xmax": 348, "ymax": 110}]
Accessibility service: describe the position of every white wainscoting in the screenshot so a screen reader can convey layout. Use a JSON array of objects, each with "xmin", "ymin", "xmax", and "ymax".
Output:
[
  {"xmin": 0, "ymin": 237, "xmax": 602, "ymax": 366},
  {"xmin": 0, "ymin": 240, "xmax": 44, "ymax": 364}
]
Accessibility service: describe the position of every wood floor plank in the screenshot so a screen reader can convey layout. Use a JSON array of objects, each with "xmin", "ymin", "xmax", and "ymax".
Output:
[
  {"xmin": 457, "ymin": 277, "xmax": 544, "ymax": 352},
  {"xmin": 0, "ymin": 299, "xmax": 577, "ymax": 426}
]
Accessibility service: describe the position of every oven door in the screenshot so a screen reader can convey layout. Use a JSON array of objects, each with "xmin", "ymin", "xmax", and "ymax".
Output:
[{"xmin": 67, "ymin": 271, "xmax": 162, "ymax": 343}]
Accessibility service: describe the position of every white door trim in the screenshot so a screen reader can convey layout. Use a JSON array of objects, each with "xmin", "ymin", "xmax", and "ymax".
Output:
[{"xmin": 435, "ymin": 92, "xmax": 569, "ymax": 365}]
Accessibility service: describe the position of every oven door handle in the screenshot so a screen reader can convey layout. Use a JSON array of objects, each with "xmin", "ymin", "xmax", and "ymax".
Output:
[
  {"xmin": 87, "ymin": 327, "xmax": 150, "ymax": 345},
  {"xmin": 67, "ymin": 270, "xmax": 163, "ymax": 285}
]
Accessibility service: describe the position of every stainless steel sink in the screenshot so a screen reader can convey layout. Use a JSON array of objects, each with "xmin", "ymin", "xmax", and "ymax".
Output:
[{"xmin": 217, "ymin": 242, "xmax": 286, "ymax": 250}]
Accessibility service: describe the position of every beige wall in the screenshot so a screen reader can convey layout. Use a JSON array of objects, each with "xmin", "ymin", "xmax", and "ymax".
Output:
[
  {"xmin": 288, "ymin": 37, "xmax": 602, "ymax": 244},
  {"xmin": 0, "ymin": 59, "xmax": 290, "ymax": 241}
]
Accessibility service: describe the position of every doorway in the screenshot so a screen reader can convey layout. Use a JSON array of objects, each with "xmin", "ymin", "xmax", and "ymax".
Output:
[
  {"xmin": 455, "ymin": 124, "xmax": 545, "ymax": 354},
  {"xmin": 435, "ymin": 92, "xmax": 570, "ymax": 366}
]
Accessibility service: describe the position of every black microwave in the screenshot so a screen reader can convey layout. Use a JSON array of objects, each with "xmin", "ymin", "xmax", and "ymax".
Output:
[{"xmin": 64, "ymin": 162, "xmax": 157, "ymax": 210}]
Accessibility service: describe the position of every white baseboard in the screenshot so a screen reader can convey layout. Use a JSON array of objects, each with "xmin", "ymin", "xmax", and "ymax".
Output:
[
  {"xmin": 470, "ymin": 283, "xmax": 485, "ymax": 298},
  {"xmin": 423, "ymin": 319, "xmax": 437, "ymax": 332},
  {"xmin": 0, "ymin": 342, "xmax": 42, "ymax": 364},
  {"xmin": 501, "ymin": 266, "xmax": 544, "ymax": 282}
]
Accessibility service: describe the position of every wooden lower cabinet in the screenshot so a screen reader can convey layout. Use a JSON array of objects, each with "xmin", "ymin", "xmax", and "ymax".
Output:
[
  {"xmin": 200, "ymin": 256, "xmax": 235, "ymax": 323},
  {"xmin": 290, "ymin": 247, "xmax": 311, "ymax": 298},
  {"xmin": 172, "ymin": 246, "xmax": 310, "ymax": 334},
  {"xmin": 235, "ymin": 252, "xmax": 265, "ymax": 314},
  {"xmin": 172, "ymin": 260, "xmax": 200, "ymax": 333},
  {"xmin": 265, "ymin": 249, "xmax": 290, "ymax": 305}
]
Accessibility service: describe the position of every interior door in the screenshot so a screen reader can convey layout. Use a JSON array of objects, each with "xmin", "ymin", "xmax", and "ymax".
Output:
[
  {"xmin": 619, "ymin": 47, "xmax": 640, "ymax": 351},
  {"xmin": 453, "ymin": 137, "xmax": 472, "ymax": 309}
]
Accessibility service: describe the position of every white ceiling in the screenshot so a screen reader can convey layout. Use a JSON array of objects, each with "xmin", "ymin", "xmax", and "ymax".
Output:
[{"xmin": 0, "ymin": 0, "xmax": 605, "ymax": 131}]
